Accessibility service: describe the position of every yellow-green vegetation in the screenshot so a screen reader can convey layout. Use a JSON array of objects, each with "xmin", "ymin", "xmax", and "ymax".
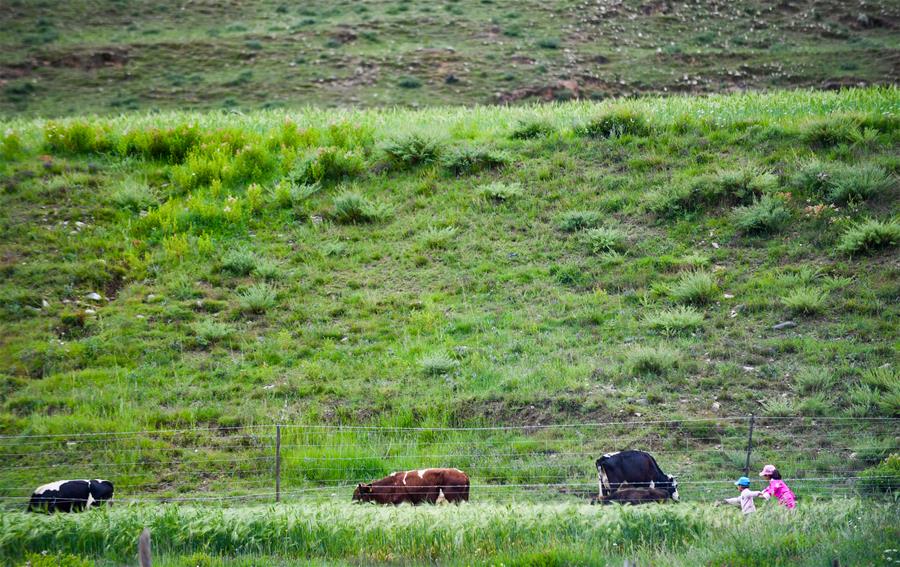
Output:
[
  {"xmin": 0, "ymin": 501, "xmax": 897, "ymax": 566},
  {"xmin": 2, "ymin": 0, "xmax": 900, "ymax": 116}
]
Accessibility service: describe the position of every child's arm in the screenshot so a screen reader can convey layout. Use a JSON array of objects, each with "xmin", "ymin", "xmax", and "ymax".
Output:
[{"xmin": 722, "ymin": 496, "xmax": 741, "ymax": 506}]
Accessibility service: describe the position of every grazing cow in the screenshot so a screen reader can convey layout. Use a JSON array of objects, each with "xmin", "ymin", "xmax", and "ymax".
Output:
[
  {"xmin": 27, "ymin": 479, "xmax": 114, "ymax": 513},
  {"xmin": 591, "ymin": 487, "xmax": 672, "ymax": 505},
  {"xmin": 352, "ymin": 468, "xmax": 469, "ymax": 505},
  {"xmin": 596, "ymin": 450, "xmax": 678, "ymax": 501}
]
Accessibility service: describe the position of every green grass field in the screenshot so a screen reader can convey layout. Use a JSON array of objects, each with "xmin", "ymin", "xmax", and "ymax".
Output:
[
  {"xmin": 1, "ymin": 86, "xmax": 899, "ymax": 564},
  {"xmin": 1, "ymin": 501, "xmax": 898, "ymax": 566},
  {"xmin": 2, "ymin": 0, "xmax": 899, "ymax": 116}
]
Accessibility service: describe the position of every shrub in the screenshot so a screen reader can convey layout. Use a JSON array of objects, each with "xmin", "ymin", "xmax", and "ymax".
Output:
[
  {"xmin": 859, "ymin": 366, "xmax": 898, "ymax": 392},
  {"xmin": 644, "ymin": 306, "xmax": 704, "ymax": 335},
  {"xmin": 732, "ymin": 195, "xmax": 792, "ymax": 235},
  {"xmin": 825, "ymin": 163, "xmax": 891, "ymax": 204},
  {"xmin": 582, "ymin": 227, "xmax": 627, "ymax": 253},
  {"xmin": 669, "ymin": 271, "xmax": 718, "ymax": 305},
  {"xmin": 19, "ymin": 552, "xmax": 92, "ymax": 567},
  {"xmin": 537, "ymin": 37, "xmax": 560, "ymax": 49},
  {"xmin": 254, "ymin": 258, "xmax": 282, "ymax": 280},
  {"xmin": 551, "ymin": 264, "xmax": 589, "ymax": 287},
  {"xmin": 191, "ymin": 320, "xmax": 234, "ymax": 347},
  {"xmin": 293, "ymin": 147, "xmax": 365, "ymax": 185},
  {"xmin": 794, "ymin": 367, "xmax": 838, "ymax": 394},
  {"xmin": 478, "ymin": 181, "xmax": 522, "ymax": 202},
  {"xmin": 442, "ymin": 146, "xmax": 509, "ymax": 176},
  {"xmin": 382, "ymin": 135, "xmax": 442, "ymax": 169},
  {"xmin": 577, "ymin": 108, "xmax": 650, "ymax": 138},
  {"xmin": 118, "ymin": 124, "xmax": 201, "ymax": 162},
  {"xmin": 797, "ymin": 392, "xmax": 834, "ymax": 416},
  {"xmin": 801, "ymin": 115, "xmax": 861, "ymax": 148},
  {"xmin": 419, "ymin": 226, "xmax": 458, "ymax": 249},
  {"xmin": 790, "ymin": 158, "xmax": 833, "ymax": 194},
  {"xmin": 419, "ymin": 353, "xmax": 459, "ymax": 375},
  {"xmin": 558, "ymin": 211, "xmax": 603, "ymax": 232},
  {"xmin": 44, "ymin": 121, "xmax": 112, "ymax": 154},
  {"xmin": 397, "ymin": 76, "xmax": 422, "ymax": 88},
  {"xmin": 837, "ymin": 218, "xmax": 900, "ymax": 256},
  {"xmin": 510, "ymin": 120, "xmax": 554, "ymax": 140},
  {"xmin": 238, "ymin": 283, "xmax": 277, "ymax": 313},
  {"xmin": 781, "ymin": 287, "xmax": 828, "ymax": 315},
  {"xmin": 715, "ymin": 166, "xmax": 778, "ymax": 204},
  {"xmin": 220, "ymin": 248, "xmax": 257, "ymax": 276},
  {"xmin": 111, "ymin": 179, "xmax": 156, "ymax": 212},
  {"xmin": 332, "ymin": 192, "xmax": 389, "ymax": 224},
  {"xmin": 858, "ymin": 454, "xmax": 900, "ymax": 494},
  {"xmin": 228, "ymin": 144, "xmax": 278, "ymax": 184},
  {"xmin": 625, "ymin": 346, "xmax": 680, "ymax": 376}
]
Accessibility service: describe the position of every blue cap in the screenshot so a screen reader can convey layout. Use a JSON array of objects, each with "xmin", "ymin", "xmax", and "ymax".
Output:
[{"xmin": 735, "ymin": 476, "xmax": 751, "ymax": 487}]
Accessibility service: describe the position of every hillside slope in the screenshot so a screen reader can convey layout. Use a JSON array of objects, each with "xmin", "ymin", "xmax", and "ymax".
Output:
[
  {"xmin": 2, "ymin": 0, "xmax": 899, "ymax": 116},
  {"xmin": 0, "ymin": 88, "xmax": 898, "ymax": 497}
]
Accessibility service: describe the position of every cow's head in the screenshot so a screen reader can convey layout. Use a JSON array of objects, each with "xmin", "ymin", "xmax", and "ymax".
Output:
[
  {"xmin": 668, "ymin": 475, "xmax": 679, "ymax": 501},
  {"xmin": 89, "ymin": 480, "xmax": 114, "ymax": 507},
  {"xmin": 352, "ymin": 483, "xmax": 372, "ymax": 503}
]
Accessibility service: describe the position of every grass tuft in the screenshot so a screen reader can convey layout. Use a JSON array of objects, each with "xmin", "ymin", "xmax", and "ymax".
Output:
[
  {"xmin": 442, "ymin": 146, "xmax": 509, "ymax": 176},
  {"xmin": 332, "ymin": 191, "xmax": 389, "ymax": 224},
  {"xmin": 382, "ymin": 135, "xmax": 442, "ymax": 170},
  {"xmin": 582, "ymin": 227, "xmax": 627, "ymax": 253},
  {"xmin": 781, "ymin": 287, "xmax": 828, "ymax": 315},
  {"xmin": 837, "ymin": 218, "xmax": 900, "ymax": 256},
  {"xmin": 644, "ymin": 306, "xmax": 704, "ymax": 336},
  {"xmin": 577, "ymin": 108, "xmax": 650, "ymax": 138},
  {"xmin": 558, "ymin": 211, "xmax": 603, "ymax": 232},
  {"xmin": 732, "ymin": 194, "xmax": 792, "ymax": 235},
  {"xmin": 478, "ymin": 181, "xmax": 523, "ymax": 202},
  {"xmin": 669, "ymin": 271, "xmax": 718, "ymax": 305},
  {"xmin": 237, "ymin": 283, "xmax": 277, "ymax": 313}
]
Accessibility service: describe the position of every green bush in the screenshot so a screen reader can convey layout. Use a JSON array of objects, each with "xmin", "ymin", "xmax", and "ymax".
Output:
[
  {"xmin": 537, "ymin": 38, "xmax": 560, "ymax": 49},
  {"xmin": 382, "ymin": 134, "xmax": 442, "ymax": 169},
  {"xmin": 625, "ymin": 346, "xmax": 680, "ymax": 376},
  {"xmin": 397, "ymin": 76, "xmax": 422, "ymax": 88},
  {"xmin": 118, "ymin": 124, "xmax": 201, "ymax": 162},
  {"xmin": 551, "ymin": 264, "xmax": 589, "ymax": 287},
  {"xmin": 582, "ymin": 226, "xmax": 627, "ymax": 253},
  {"xmin": 293, "ymin": 147, "xmax": 365, "ymax": 184},
  {"xmin": 332, "ymin": 191, "xmax": 389, "ymax": 224},
  {"xmin": 442, "ymin": 146, "xmax": 509, "ymax": 176},
  {"xmin": 801, "ymin": 115, "xmax": 861, "ymax": 147},
  {"xmin": 644, "ymin": 306, "xmax": 704, "ymax": 335},
  {"xmin": 510, "ymin": 120, "xmax": 554, "ymax": 140},
  {"xmin": 238, "ymin": 283, "xmax": 277, "ymax": 313},
  {"xmin": 825, "ymin": 163, "xmax": 891, "ymax": 204},
  {"xmin": 111, "ymin": 179, "xmax": 157, "ymax": 212},
  {"xmin": 44, "ymin": 121, "xmax": 112, "ymax": 154},
  {"xmin": 781, "ymin": 287, "xmax": 828, "ymax": 315},
  {"xmin": 219, "ymin": 248, "xmax": 258, "ymax": 276},
  {"xmin": 732, "ymin": 195, "xmax": 792, "ymax": 235},
  {"xmin": 191, "ymin": 320, "xmax": 234, "ymax": 347},
  {"xmin": 558, "ymin": 211, "xmax": 603, "ymax": 232},
  {"xmin": 18, "ymin": 552, "xmax": 93, "ymax": 567},
  {"xmin": 794, "ymin": 368, "xmax": 838, "ymax": 394},
  {"xmin": 419, "ymin": 226, "xmax": 458, "ymax": 249},
  {"xmin": 858, "ymin": 453, "xmax": 900, "ymax": 493},
  {"xmin": 670, "ymin": 271, "xmax": 718, "ymax": 305},
  {"xmin": 478, "ymin": 181, "xmax": 523, "ymax": 202},
  {"xmin": 577, "ymin": 108, "xmax": 650, "ymax": 138},
  {"xmin": 837, "ymin": 218, "xmax": 900, "ymax": 256},
  {"xmin": 419, "ymin": 353, "xmax": 459, "ymax": 375},
  {"xmin": 715, "ymin": 166, "xmax": 778, "ymax": 204}
]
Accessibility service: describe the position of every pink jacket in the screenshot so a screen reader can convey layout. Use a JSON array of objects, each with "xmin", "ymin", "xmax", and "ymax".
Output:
[{"xmin": 762, "ymin": 479, "xmax": 796, "ymax": 509}]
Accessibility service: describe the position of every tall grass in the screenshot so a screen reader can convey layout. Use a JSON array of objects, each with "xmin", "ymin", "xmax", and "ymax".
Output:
[{"xmin": 0, "ymin": 501, "xmax": 894, "ymax": 566}]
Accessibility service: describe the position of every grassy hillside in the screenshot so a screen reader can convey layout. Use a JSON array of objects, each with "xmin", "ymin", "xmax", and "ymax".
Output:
[
  {"xmin": 2, "ymin": 0, "xmax": 899, "ymax": 116},
  {"xmin": 0, "ymin": 88, "xmax": 898, "ymax": 506}
]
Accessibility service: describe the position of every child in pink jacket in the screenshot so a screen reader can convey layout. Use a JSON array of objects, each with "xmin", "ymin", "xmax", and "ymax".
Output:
[{"xmin": 759, "ymin": 464, "xmax": 796, "ymax": 509}]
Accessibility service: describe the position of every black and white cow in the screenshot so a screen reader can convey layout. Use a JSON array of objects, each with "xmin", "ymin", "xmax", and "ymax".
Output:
[
  {"xmin": 595, "ymin": 450, "xmax": 678, "ymax": 501},
  {"xmin": 27, "ymin": 479, "xmax": 114, "ymax": 512}
]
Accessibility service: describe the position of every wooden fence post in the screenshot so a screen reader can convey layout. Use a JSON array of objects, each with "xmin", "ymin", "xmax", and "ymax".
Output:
[
  {"xmin": 275, "ymin": 424, "xmax": 282, "ymax": 503},
  {"xmin": 138, "ymin": 527, "xmax": 151, "ymax": 567},
  {"xmin": 743, "ymin": 414, "xmax": 755, "ymax": 477}
]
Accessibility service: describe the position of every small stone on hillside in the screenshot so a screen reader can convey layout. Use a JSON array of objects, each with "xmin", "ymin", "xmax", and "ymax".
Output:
[
  {"xmin": 86, "ymin": 292, "xmax": 102, "ymax": 301},
  {"xmin": 772, "ymin": 321, "xmax": 797, "ymax": 330}
]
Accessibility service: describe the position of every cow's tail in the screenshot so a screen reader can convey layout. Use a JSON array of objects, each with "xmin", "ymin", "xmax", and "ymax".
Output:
[{"xmin": 461, "ymin": 475, "xmax": 470, "ymax": 502}]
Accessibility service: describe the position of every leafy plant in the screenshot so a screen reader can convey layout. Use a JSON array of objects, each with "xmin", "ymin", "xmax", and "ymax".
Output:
[
  {"xmin": 382, "ymin": 135, "xmax": 442, "ymax": 169},
  {"xmin": 478, "ymin": 181, "xmax": 522, "ymax": 202},
  {"xmin": 419, "ymin": 226, "xmax": 458, "ymax": 249},
  {"xmin": 442, "ymin": 146, "xmax": 509, "ymax": 176},
  {"xmin": 191, "ymin": 319, "xmax": 234, "ymax": 347},
  {"xmin": 781, "ymin": 287, "xmax": 828, "ymax": 315},
  {"xmin": 238, "ymin": 283, "xmax": 277, "ymax": 313},
  {"xmin": 510, "ymin": 120, "xmax": 554, "ymax": 140},
  {"xmin": 669, "ymin": 272, "xmax": 718, "ymax": 305},
  {"xmin": 826, "ymin": 163, "xmax": 891, "ymax": 204},
  {"xmin": 577, "ymin": 109, "xmax": 650, "ymax": 138},
  {"xmin": 732, "ymin": 195, "xmax": 791, "ymax": 234},
  {"xmin": 292, "ymin": 147, "xmax": 365, "ymax": 184},
  {"xmin": 858, "ymin": 453, "xmax": 900, "ymax": 494},
  {"xmin": 837, "ymin": 218, "xmax": 900, "ymax": 256},
  {"xmin": 558, "ymin": 211, "xmax": 603, "ymax": 232},
  {"xmin": 220, "ymin": 248, "xmax": 258, "ymax": 276},
  {"xmin": 625, "ymin": 346, "xmax": 680, "ymax": 376},
  {"xmin": 644, "ymin": 306, "xmax": 704, "ymax": 335},
  {"xmin": 582, "ymin": 227, "xmax": 627, "ymax": 253},
  {"xmin": 332, "ymin": 192, "xmax": 389, "ymax": 224},
  {"xmin": 419, "ymin": 353, "xmax": 458, "ymax": 375}
]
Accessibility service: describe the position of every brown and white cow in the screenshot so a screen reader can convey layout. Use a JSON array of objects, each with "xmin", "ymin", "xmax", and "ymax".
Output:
[{"xmin": 352, "ymin": 468, "xmax": 470, "ymax": 505}]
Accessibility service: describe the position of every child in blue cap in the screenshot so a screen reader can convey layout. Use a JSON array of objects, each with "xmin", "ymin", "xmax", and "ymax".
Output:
[{"xmin": 719, "ymin": 476, "xmax": 762, "ymax": 515}]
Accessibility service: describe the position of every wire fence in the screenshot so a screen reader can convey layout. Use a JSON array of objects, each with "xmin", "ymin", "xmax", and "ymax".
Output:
[{"xmin": 0, "ymin": 416, "xmax": 897, "ymax": 508}]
